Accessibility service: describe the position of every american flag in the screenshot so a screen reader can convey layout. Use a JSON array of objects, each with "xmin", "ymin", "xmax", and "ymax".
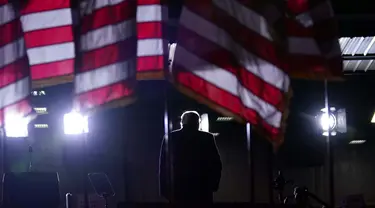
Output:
[
  {"xmin": 2, "ymin": 0, "xmax": 167, "ymax": 112},
  {"xmin": 76, "ymin": 0, "xmax": 137, "ymax": 112},
  {"xmin": 0, "ymin": 0, "xmax": 342, "ymax": 141},
  {"xmin": 285, "ymin": 0, "xmax": 342, "ymax": 79},
  {"xmin": 136, "ymin": 0, "xmax": 169, "ymax": 80},
  {"xmin": 171, "ymin": 0, "xmax": 342, "ymax": 143},
  {"xmin": 20, "ymin": 0, "xmax": 75, "ymax": 88},
  {"xmin": 0, "ymin": 1, "xmax": 32, "ymax": 126}
]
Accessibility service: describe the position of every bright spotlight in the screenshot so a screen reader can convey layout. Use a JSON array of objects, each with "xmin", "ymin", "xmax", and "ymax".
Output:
[
  {"xmin": 371, "ymin": 112, "xmax": 375, "ymax": 123},
  {"xmin": 63, "ymin": 112, "xmax": 89, "ymax": 135},
  {"xmin": 4, "ymin": 114, "xmax": 29, "ymax": 138},
  {"xmin": 200, "ymin": 114, "xmax": 209, "ymax": 132},
  {"xmin": 200, "ymin": 114, "xmax": 220, "ymax": 136},
  {"xmin": 316, "ymin": 107, "xmax": 344, "ymax": 137},
  {"xmin": 320, "ymin": 112, "xmax": 336, "ymax": 131}
]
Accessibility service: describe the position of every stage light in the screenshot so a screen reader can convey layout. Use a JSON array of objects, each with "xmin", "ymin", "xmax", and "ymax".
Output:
[
  {"xmin": 34, "ymin": 107, "xmax": 48, "ymax": 114},
  {"xmin": 4, "ymin": 113, "xmax": 29, "ymax": 138},
  {"xmin": 216, "ymin": 117, "xmax": 233, "ymax": 122},
  {"xmin": 63, "ymin": 112, "xmax": 89, "ymax": 135},
  {"xmin": 31, "ymin": 90, "xmax": 45, "ymax": 96},
  {"xmin": 349, "ymin": 140, "xmax": 366, "ymax": 144},
  {"xmin": 371, "ymin": 112, "xmax": 375, "ymax": 123},
  {"xmin": 200, "ymin": 114, "xmax": 209, "ymax": 132},
  {"xmin": 34, "ymin": 124, "xmax": 48, "ymax": 128},
  {"xmin": 320, "ymin": 112, "xmax": 336, "ymax": 132},
  {"xmin": 316, "ymin": 107, "xmax": 339, "ymax": 136}
]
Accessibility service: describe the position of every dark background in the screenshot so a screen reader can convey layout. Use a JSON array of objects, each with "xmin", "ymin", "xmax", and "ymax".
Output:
[{"xmin": 4, "ymin": 0, "xmax": 375, "ymax": 206}]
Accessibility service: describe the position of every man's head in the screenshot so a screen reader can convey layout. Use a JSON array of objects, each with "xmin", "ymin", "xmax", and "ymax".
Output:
[{"xmin": 180, "ymin": 111, "xmax": 201, "ymax": 130}]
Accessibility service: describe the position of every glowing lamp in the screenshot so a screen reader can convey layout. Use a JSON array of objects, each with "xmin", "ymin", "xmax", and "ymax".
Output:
[{"xmin": 63, "ymin": 112, "xmax": 89, "ymax": 135}]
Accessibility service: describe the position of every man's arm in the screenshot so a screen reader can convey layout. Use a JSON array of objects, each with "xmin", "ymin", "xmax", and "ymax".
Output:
[{"xmin": 209, "ymin": 134, "xmax": 222, "ymax": 192}]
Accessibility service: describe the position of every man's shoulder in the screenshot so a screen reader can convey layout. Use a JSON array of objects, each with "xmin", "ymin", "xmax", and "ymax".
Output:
[
  {"xmin": 167, "ymin": 129, "xmax": 214, "ymax": 138},
  {"xmin": 171, "ymin": 129, "xmax": 183, "ymax": 133},
  {"xmin": 198, "ymin": 130, "xmax": 215, "ymax": 138},
  {"xmin": 197, "ymin": 131, "xmax": 217, "ymax": 143},
  {"xmin": 170, "ymin": 129, "xmax": 183, "ymax": 135},
  {"xmin": 163, "ymin": 129, "xmax": 183, "ymax": 139}
]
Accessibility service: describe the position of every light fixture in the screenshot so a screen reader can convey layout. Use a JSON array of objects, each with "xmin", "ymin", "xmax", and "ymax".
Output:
[
  {"xmin": 216, "ymin": 117, "xmax": 233, "ymax": 122},
  {"xmin": 34, "ymin": 107, "xmax": 48, "ymax": 114},
  {"xmin": 31, "ymin": 90, "xmax": 46, "ymax": 96},
  {"xmin": 200, "ymin": 114, "xmax": 220, "ymax": 136},
  {"xmin": 320, "ymin": 112, "xmax": 336, "ymax": 132},
  {"xmin": 63, "ymin": 111, "xmax": 89, "ymax": 135},
  {"xmin": 371, "ymin": 112, "xmax": 375, "ymax": 123},
  {"xmin": 349, "ymin": 140, "xmax": 366, "ymax": 144},
  {"xmin": 4, "ymin": 113, "xmax": 29, "ymax": 138},
  {"xmin": 200, "ymin": 113, "xmax": 209, "ymax": 132},
  {"xmin": 317, "ymin": 108, "xmax": 337, "ymax": 136},
  {"xmin": 34, "ymin": 124, "xmax": 48, "ymax": 128},
  {"xmin": 316, "ymin": 107, "xmax": 347, "ymax": 136}
]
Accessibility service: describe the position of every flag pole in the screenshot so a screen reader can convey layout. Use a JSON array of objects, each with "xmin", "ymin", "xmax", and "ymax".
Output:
[
  {"xmin": 324, "ymin": 79, "xmax": 335, "ymax": 207},
  {"xmin": 70, "ymin": 1, "xmax": 89, "ymax": 207},
  {"xmin": 246, "ymin": 123, "xmax": 255, "ymax": 204},
  {"xmin": 0, "ymin": 127, "xmax": 8, "ymax": 204},
  {"xmin": 268, "ymin": 144, "xmax": 274, "ymax": 205},
  {"xmin": 163, "ymin": 81, "xmax": 174, "ymax": 203},
  {"xmin": 1, "ymin": 127, "xmax": 6, "ymax": 176}
]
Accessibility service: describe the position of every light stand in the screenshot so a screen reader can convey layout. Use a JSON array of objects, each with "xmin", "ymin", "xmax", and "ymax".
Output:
[
  {"xmin": 1, "ymin": 127, "xmax": 6, "ymax": 177},
  {"xmin": 1, "ymin": 115, "xmax": 31, "ymax": 205},
  {"xmin": 103, "ymin": 193, "xmax": 109, "ymax": 208},
  {"xmin": 23, "ymin": 137, "xmax": 33, "ymax": 172},
  {"xmin": 28, "ymin": 141, "xmax": 33, "ymax": 172},
  {"xmin": 273, "ymin": 170, "xmax": 293, "ymax": 204},
  {"xmin": 83, "ymin": 133, "xmax": 89, "ymax": 208},
  {"xmin": 294, "ymin": 186, "xmax": 331, "ymax": 208},
  {"xmin": 273, "ymin": 171, "xmax": 331, "ymax": 208},
  {"xmin": 2, "ymin": 115, "xmax": 30, "ymax": 173},
  {"xmin": 246, "ymin": 123, "xmax": 255, "ymax": 204},
  {"xmin": 316, "ymin": 82, "xmax": 347, "ymax": 207},
  {"xmin": 63, "ymin": 111, "xmax": 89, "ymax": 208},
  {"xmin": 1, "ymin": 127, "xmax": 6, "ymax": 204},
  {"xmin": 88, "ymin": 172, "xmax": 115, "ymax": 208},
  {"xmin": 323, "ymin": 80, "xmax": 333, "ymax": 208}
]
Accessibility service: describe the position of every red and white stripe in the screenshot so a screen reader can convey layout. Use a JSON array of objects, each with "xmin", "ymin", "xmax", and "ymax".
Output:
[
  {"xmin": 172, "ymin": 0, "xmax": 342, "ymax": 142},
  {"xmin": 0, "ymin": 1, "xmax": 32, "ymax": 126},
  {"xmin": 212, "ymin": 0, "xmax": 342, "ymax": 79},
  {"xmin": 20, "ymin": 0, "xmax": 75, "ymax": 84},
  {"xmin": 136, "ymin": 0, "xmax": 168, "ymax": 79},
  {"xmin": 285, "ymin": 0, "xmax": 342, "ymax": 78},
  {"xmin": 75, "ymin": 0, "xmax": 137, "ymax": 111},
  {"xmin": 172, "ymin": 0, "xmax": 291, "ymax": 143}
]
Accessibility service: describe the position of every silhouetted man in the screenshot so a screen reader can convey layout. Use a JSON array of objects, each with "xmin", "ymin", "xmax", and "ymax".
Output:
[{"xmin": 159, "ymin": 111, "xmax": 222, "ymax": 203}]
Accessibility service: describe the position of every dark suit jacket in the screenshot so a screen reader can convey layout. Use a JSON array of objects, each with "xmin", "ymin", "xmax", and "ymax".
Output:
[{"xmin": 159, "ymin": 128, "xmax": 222, "ymax": 201}]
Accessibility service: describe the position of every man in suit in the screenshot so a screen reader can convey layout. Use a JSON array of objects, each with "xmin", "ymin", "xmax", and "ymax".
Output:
[{"xmin": 159, "ymin": 111, "xmax": 222, "ymax": 203}]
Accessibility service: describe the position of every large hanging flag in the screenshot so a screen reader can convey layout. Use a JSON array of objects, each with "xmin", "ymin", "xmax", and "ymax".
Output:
[
  {"xmin": 75, "ymin": 0, "xmax": 137, "ymax": 112},
  {"xmin": 285, "ymin": 0, "xmax": 342, "ymax": 79},
  {"xmin": 20, "ymin": 0, "xmax": 75, "ymax": 88},
  {"xmin": 136, "ymin": 0, "xmax": 168, "ymax": 80},
  {"xmin": 0, "ymin": 1, "xmax": 32, "ymax": 126},
  {"xmin": 171, "ymin": 0, "xmax": 342, "ymax": 144}
]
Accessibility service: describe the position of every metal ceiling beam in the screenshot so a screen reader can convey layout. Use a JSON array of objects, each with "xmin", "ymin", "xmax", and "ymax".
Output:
[
  {"xmin": 343, "ymin": 55, "xmax": 375, "ymax": 60},
  {"xmin": 337, "ymin": 14, "xmax": 375, "ymax": 21}
]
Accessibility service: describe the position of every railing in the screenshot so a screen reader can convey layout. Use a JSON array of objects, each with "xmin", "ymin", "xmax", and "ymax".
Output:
[
  {"xmin": 66, "ymin": 193, "xmax": 73, "ymax": 208},
  {"xmin": 273, "ymin": 171, "xmax": 331, "ymax": 208}
]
